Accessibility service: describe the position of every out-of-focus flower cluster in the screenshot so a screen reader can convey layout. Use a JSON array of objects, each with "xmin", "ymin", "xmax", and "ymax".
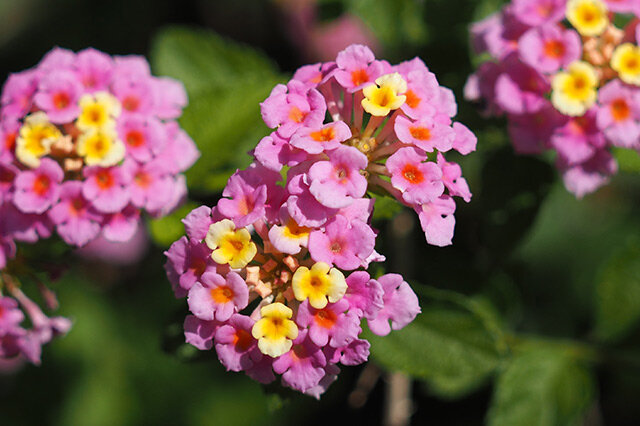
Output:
[
  {"xmin": 0, "ymin": 47, "xmax": 198, "ymax": 365},
  {"xmin": 165, "ymin": 44, "xmax": 477, "ymax": 397},
  {"xmin": 0, "ymin": 273, "xmax": 71, "ymax": 366},
  {"xmin": 0, "ymin": 47, "xmax": 198, "ymax": 270},
  {"xmin": 467, "ymin": 0, "xmax": 640, "ymax": 197}
]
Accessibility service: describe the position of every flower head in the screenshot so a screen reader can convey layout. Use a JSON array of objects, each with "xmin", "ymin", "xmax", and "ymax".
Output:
[
  {"xmin": 361, "ymin": 73, "xmax": 407, "ymax": 116},
  {"xmin": 205, "ymin": 219, "xmax": 257, "ymax": 269},
  {"xmin": 252, "ymin": 302, "xmax": 299, "ymax": 358},
  {"xmin": 611, "ymin": 43, "xmax": 640, "ymax": 86},
  {"xmin": 566, "ymin": 0, "xmax": 609, "ymax": 37},
  {"xmin": 15, "ymin": 113, "xmax": 61, "ymax": 168},
  {"xmin": 292, "ymin": 262, "xmax": 347, "ymax": 309},
  {"xmin": 552, "ymin": 61, "xmax": 599, "ymax": 116}
]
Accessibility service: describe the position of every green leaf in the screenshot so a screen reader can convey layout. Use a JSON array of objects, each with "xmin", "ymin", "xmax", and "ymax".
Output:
[
  {"xmin": 594, "ymin": 239, "xmax": 640, "ymax": 342},
  {"xmin": 150, "ymin": 26, "xmax": 285, "ymax": 193},
  {"xmin": 487, "ymin": 347, "xmax": 595, "ymax": 426},
  {"xmin": 613, "ymin": 147, "xmax": 640, "ymax": 174},
  {"xmin": 343, "ymin": 0, "xmax": 427, "ymax": 49},
  {"xmin": 478, "ymin": 148, "xmax": 555, "ymax": 255},
  {"xmin": 370, "ymin": 194, "xmax": 403, "ymax": 222},
  {"xmin": 147, "ymin": 202, "xmax": 199, "ymax": 248},
  {"xmin": 367, "ymin": 286, "xmax": 506, "ymax": 399}
]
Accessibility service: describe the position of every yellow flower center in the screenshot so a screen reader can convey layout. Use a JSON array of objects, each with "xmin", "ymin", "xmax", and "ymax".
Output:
[
  {"xmin": 15, "ymin": 112, "xmax": 61, "ymax": 168},
  {"xmin": 611, "ymin": 44, "xmax": 640, "ymax": 86},
  {"xmin": 292, "ymin": 262, "xmax": 347, "ymax": 309},
  {"xmin": 251, "ymin": 302, "xmax": 299, "ymax": 358},
  {"xmin": 551, "ymin": 61, "xmax": 598, "ymax": 116},
  {"xmin": 205, "ymin": 219, "xmax": 257, "ymax": 269},
  {"xmin": 566, "ymin": 0, "xmax": 609, "ymax": 37}
]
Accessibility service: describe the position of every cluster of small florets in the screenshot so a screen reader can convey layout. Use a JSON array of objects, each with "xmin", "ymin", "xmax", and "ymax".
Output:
[
  {"xmin": 164, "ymin": 44, "xmax": 457, "ymax": 396},
  {"xmin": 165, "ymin": 164, "xmax": 421, "ymax": 396},
  {"xmin": 467, "ymin": 0, "xmax": 640, "ymax": 197},
  {"xmin": 0, "ymin": 47, "xmax": 198, "ymax": 270},
  {"xmin": 255, "ymin": 44, "xmax": 476, "ymax": 247},
  {"xmin": 0, "ymin": 273, "xmax": 71, "ymax": 366}
]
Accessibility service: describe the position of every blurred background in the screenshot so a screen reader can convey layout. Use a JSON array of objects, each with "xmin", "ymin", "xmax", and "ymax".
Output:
[{"xmin": 1, "ymin": 0, "xmax": 640, "ymax": 425}]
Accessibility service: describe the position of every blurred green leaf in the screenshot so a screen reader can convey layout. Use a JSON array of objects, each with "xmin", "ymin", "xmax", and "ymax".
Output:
[
  {"xmin": 479, "ymin": 148, "xmax": 555, "ymax": 256},
  {"xmin": 370, "ymin": 194, "xmax": 403, "ymax": 222},
  {"xmin": 344, "ymin": 0, "xmax": 427, "ymax": 49},
  {"xmin": 367, "ymin": 286, "xmax": 506, "ymax": 399},
  {"xmin": 148, "ymin": 202, "xmax": 199, "ymax": 248},
  {"xmin": 487, "ymin": 347, "xmax": 595, "ymax": 426},
  {"xmin": 613, "ymin": 147, "xmax": 640, "ymax": 174},
  {"xmin": 594, "ymin": 239, "xmax": 640, "ymax": 342},
  {"xmin": 150, "ymin": 26, "xmax": 285, "ymax": 193}
]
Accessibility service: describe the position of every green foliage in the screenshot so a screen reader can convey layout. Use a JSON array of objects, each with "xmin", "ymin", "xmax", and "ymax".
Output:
[
  {"xmin": 594, "ymin": 239, "xmax": 640, "ymax": 342},
  {"xmin": 147, "ymin": 202, "xmax": 199, "ymax": 248},
  {"xmin": 150, "ymin": 26, "xmax": 284, "ymax": 193},
  {"xmin": 342, "ymin": 0, "xmax": 428, "ymax": 51},
  {"xmin": 487, "ymin": 347, "xmax": 595, "ymax": 426},
  {"xmin": 367, "ymin": 286, "xmax": 507, "ymax": 399},
  {"xmin": 613, "ymin": 147, "xmax": 640, "ymax": 174}
]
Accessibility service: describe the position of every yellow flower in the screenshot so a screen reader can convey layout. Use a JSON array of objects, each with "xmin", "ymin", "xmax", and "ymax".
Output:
[
  {"xmin": 205, "ymin": 219, "xmax": 257, "ymax": 269},
  {"xmin": 566, "ymin": 0, "xmax": 609, "ymax": 37},
  {"xmin": 76, "ymin": 92, "xmax": 121, "ymax": 131},
  {"xmin": 361, "ymin": 73, "xmax": 407, "ymax": 117},
  {"xmin": 551, "ymin": 61, "xmax": 599, "ymax": 116},
  {"xmin": 76, "ymin": 128, "xmax": 125, "ymax": 167},
  {"xmin": 251, "ymin": 302, "xmax": 299, "ymax": 358},
  {"xmin": 292, "ymin": 262, "xmax": 347, "ymax": 309},
  {"xmin": 15, "ymin": 112, "xmax": 62, "ymax": 168},
  {"xmin": 611, "ymin": 43, "xmax": 640, "ymax": 86}
]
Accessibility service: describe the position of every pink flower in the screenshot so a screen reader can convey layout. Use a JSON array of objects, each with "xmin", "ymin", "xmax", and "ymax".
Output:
[
  {"xmin": 0, "ymin": 297, "xmax": 24, "ymax": 332},
  {"xmin": 416, "ymin": 194, "xmax": 457, "ymax": 247},
  {"xmin": 326, "ymin": 339, "xmax": 370, "ymax": 366},
  {"xmin": 184, "ymin": 314, "xmax": 219, "ymax": 351},
  {"xmin": 437, "ymin": 153, "xmax": 472, "ymax": 203},
  {"xmin": 550, "ymin": 110, "xmax": 607, "ymax": 165},
  {"xmin": 0, "ymin": 162, "xmax": 17, "ymax": 205},
  {"xmin": 394, "ymin": 115, "xmax": 455, "ymax": 152},
  {"xmin": 343, "ymin": 271, "xmax": 384, "ymax": 318},
  {"xmin": 0, "ymin": 119, "xmax": 20, "ymax": 163},
  {"xmin": 152, "ymin": 77, "xmax": 187, "ymax": 120},
  {"xmin": 214, "ymin": 314, "xmax": 261, "ymax": 372},
  {"xmin": 101, "ymin": 204, "xmax": 140, "ymax": 242},
  {"xmin": 261, "ymin": 81, "xmax": 327, "ymax": 138},
  {"xmin": 308, "ymin": 215, "xmax": 375, "ymax": 270},
  {"xmin": 519, "ymin": 25, "xmax": 582, "ymax": 74},
  {"xmin": 494, "ymin": 55, "xmax": 549, "ymax": 115},
  {"xmin": 75, "ymin": 48, "xmax": 114, "ymax": 92},
  {"xmin": 290, "ymin": 122, "xmax": 352, "ymax": 154},
  {"xmin": 82, "ymin": 166, "xmax": 131, "ymax": 214},
  {"xmin": 368, "ymin": 274, "xmax": 420, "ymax": 336},
  {"xmin": 111, "ymin": 76, "xmax": 153, "ymax": 115},
  {"xmin": 218, "ymin": 164, "xmax": 284, "ymax": 227},
  {"xmin": 13, "ymin": 158, "xmax": 63, "ymax": 214},
  {"xmin": 164, "ymin": 237, "xmax": 220, "ymax": 298},
  {"xmin": 1, "ymin": 70, "xmax": 38, "ymax": 120},
  {"xmin": 123, "ymin": 158, "xmax": 176, "ymax": 213},
  {"xmin": 182, "ymin": 205, "xmax": 214, "ymax": 242},
  {"xmin": 188, "ymin": 271, "xmax": 249, "ymax": 322},
  {"xmin": 452, "ymin": 122, "xmax": 478, "ymax": 155},
  {"xmin": 33, "ymin": 70, "xmax": 82, "ymax": 123},
  {"xmin": 308, "ymin": 146, "xmax": 368, "ymax": 209},
  {"xmin": 333, "ymin": 44, "xmax": 384, "ymax": 92},
  {"xmin": 286, "ymin": 164, "xmax": 338, "ymax": 227},
  {"xmin": 296, "ymin": 299, "xmax": 360, "ymax": 348},
  {"xmin": 507, "ymin": 103, "xmax": 566, "ymax": 154},
  {"xmin": 511, "ymin": 0, "xmax": 566, "ymax": 26},
  {"xmin": 154, "ymin": 122, "xmax": 199, "ymax": 174},
  {"xmin": 387, "ymin": 147, "xmax": 444, "ymax": 205},
  {"xmin": 604, "ymin": 0, "xmax": 637, "ymax": 13},
  {"xmin": 559, "ymin": 149, "xmax": 618, "ymax": 198},
  {"xmin": 596, "ymin": 80, "xmax": 640, "ymax": 148},
  {"xmin": 118, "ymin": 115, "xmax": 165, "ymax": 162},
  {"xmin": 253, "ymin": 132, "xmax": 307, "ymax": 172},
  {"xmin": 48, "ymin": 181, "xmax": 102, "ymax": 246},
  {"xmin": 272, "ymin": 330, "xmax": 327, "ymax": 393}
]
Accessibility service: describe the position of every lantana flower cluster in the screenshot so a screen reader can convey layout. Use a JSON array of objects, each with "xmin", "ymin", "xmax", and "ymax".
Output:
[
  {"xmin": 165, "ymin": 44, "xmax": 475, "ymax": 396},
  {"xmin": 0, "ymin": 47, "xmax": 198, "ymax": 270},
  {"xmin": 0, "ymin": 47, "xmax": 197, "ymax": 365},
  {"xmin": 467, "ymin": 0, "xmax": 640, "ymax": 197},
  {"xmin": 256, "ymin": 44, "xmax": 476, "ymax": 247}
]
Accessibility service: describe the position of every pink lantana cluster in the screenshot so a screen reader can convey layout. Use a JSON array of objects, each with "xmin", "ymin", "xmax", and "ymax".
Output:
[
  {"xmin": 467, "ymin": 0, "xmax": 640, "ymax": 197},
  {"xmin": 0, "ymin": 47, "xmax": 198, "ymax": 270},
  {"xmin": 256, "ymin": 44, "xmax": 476, "ymax": 247},
  {"xmin": 0, "ymin": 275, "xmax": 71, "ymax": 366},
  {"xmin": 163, "ymin": 44, "xmax": 464, "ymax": 396}
]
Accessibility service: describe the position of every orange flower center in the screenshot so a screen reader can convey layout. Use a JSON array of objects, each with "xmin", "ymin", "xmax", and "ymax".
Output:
[
  {"xmin": 189, "ymin": 257, "xmax": 207, "ymax": 276},
  {"xmin": 544, "ymin": 40, "xmax": 565, "ymax": 59},
  {"xmin": 33, "ymin": 174, "xmax": 51, "ymax": 196},
  {"xmin": 409, "ymin": 126, "xmax": 431, "ymax": 140},
  {"xmin": 4, "ymin": 131, "xmax": 16, "ymax": 151},
  {"xmin": 95, "ymin": 170, "xmax": 114, "ymax": 190},
  {"xmin": 310, "ymin": 127, "xmax": 336, "ymax": 142},
  {"xmin": 232, "ymin": 329, "xmax": 253, "ymax": 351},
  {"xmin": 351, "ymin": 69, "xmax": 369, "ymax": 87},
  {"xmin": 611, "ymin": 98, "xmax": 631, "ymax": 122},
  {"xmin": 402, "ymin": 164, "xmax": 424, "ymax": 184},
  {"xmin": 405, "ymin": 89, "xmax": 421, "ymax": 109},
  {"xmin": 122, "ymin": 96, "xmax": 140, "ymax": 112},
  {"xmin": 126, "ymin": 130, "xmax": 145, "ymax": 147},
  {"xmin": 211, "ymin": 286, "xmax": 234, "ymax": 304},
  {"xmin": 134, "ymin": 171, "xmax": 152, "ymax": 188},
  {"xmin": 288, "ymin": 106, "xmax": 306, "ymax": 123},
  {"xmin": 53, "ymin": 92, "xmax": 70, "ymax": 110},
  {"xmin": 314, "ymin": 308, "xmax": 338, "ymax": 329}
]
